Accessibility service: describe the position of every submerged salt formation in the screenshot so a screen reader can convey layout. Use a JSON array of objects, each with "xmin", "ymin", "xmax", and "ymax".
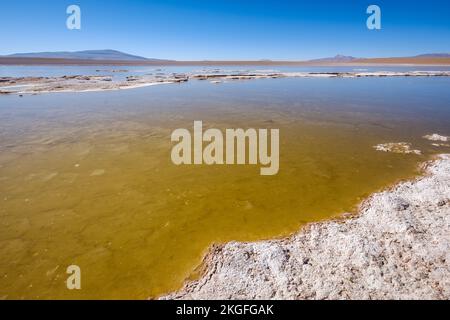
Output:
[
  {"xmin": 373, "ymin": 142, "xmax": 422, "ymax": 155},
  {"xmin": 432, "ymin": 143, "xmax": 450, "ymax": 147},
  {"xmin": 424, "ymin": 134, "xmax": 450, "ymax": 142},
  {"xmin": 162, "ymin": 155, "xmax": 450, "ymax": 300}
]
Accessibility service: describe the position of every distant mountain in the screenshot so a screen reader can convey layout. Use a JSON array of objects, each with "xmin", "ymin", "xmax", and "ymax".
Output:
[
  {"xmin": 308, "ymin": 54, "xmax": 358, "ymax": 63},
  {"xmin": 5, "ymin": 50, "xmax": 154, "ymax": 61},
  {"xmin": 307, "ymin": 53, "xmax": 450, "ymax": 64},
  {"xmin": 414, "ymin": 53, "xmax": 450, "ymax": 58}
]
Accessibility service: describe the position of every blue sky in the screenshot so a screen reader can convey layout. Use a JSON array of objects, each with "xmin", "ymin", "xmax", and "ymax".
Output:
[{"xmin": 1, "ymin": 0, "xmax": 449, "ymax": 60}]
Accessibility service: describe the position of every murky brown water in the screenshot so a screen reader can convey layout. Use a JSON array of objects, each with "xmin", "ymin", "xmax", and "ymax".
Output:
[{"xmin": 1, "ymin": 75, "xmax": 449, "ymax": 299}]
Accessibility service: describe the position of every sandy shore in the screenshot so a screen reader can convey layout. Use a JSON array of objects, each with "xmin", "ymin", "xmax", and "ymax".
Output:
[
  {"xmin": 162, "ymin": 154, "xmax": 450, "ymax": 300},
  {"xmin": 2, "ymin": 71, "xmax": 450, "ymax": 95}
]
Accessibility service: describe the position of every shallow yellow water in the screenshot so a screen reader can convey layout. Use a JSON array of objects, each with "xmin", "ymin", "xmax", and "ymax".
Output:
[{"xmin": 0, "ymin": 78, "xmax": 449, "ymax": 299}]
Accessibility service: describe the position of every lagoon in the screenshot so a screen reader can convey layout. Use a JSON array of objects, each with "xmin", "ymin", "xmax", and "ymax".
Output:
[{"xmin": 0, "ymin": 66, "xmax": 450, "ymax": 299}]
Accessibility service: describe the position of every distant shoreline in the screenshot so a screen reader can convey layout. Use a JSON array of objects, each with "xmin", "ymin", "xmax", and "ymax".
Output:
[
  {"xmin": 2, "ymin": 70, "xmax": 450, "ymax": 95},
  {"xmin": 1, "ymin": 57, "xmax": 450, "ymax": 66}
]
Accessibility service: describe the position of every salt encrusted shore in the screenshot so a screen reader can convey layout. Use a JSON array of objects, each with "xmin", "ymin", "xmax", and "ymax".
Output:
[
  {"xmin": 2, "ymin": 70, "xmax": 450, "ymax": 95},
  {"xmin": 162, "ymin": 154, "xmax": 450, "ymax": 300},
  {"xmin": 0, "ymin": 75, "xmax": 183, "ymax": 95}
]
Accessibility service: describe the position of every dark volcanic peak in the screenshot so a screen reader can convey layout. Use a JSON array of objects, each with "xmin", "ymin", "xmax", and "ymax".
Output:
[{"xmin": 5, "ymin": 49, "xmax": 153, "ymax": 61}]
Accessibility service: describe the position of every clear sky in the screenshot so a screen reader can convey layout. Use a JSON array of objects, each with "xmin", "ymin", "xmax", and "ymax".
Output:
[{"xmin": 1, "ymin": 0, "xmax": 449, "ymax": 60}]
